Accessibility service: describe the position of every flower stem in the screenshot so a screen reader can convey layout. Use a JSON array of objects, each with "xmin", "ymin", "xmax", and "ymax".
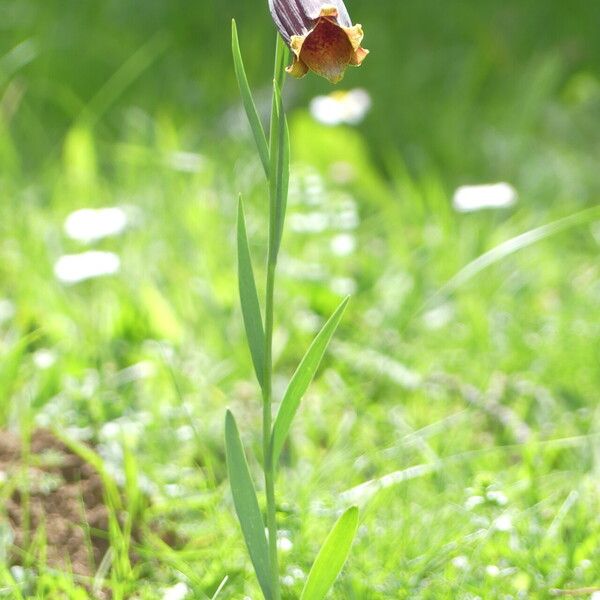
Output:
[
  {"xmin": 263, "ymin": 259, "xmax": 279, "ymax": 600},
  {"xmin": 262, "ymin": 34, "xmax": 288, "ymax": 600}
]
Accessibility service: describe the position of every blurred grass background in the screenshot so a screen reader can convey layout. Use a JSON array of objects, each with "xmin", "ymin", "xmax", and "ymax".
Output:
[{"xmin": 1, "ymin": 0, "xmax": 600, "ymax": 598}]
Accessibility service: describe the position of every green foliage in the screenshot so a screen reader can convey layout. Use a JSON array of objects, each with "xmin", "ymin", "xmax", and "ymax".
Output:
[
  {"xmin": 300, "ymin": 506, "xmax": 359, "ymax": 600},
  {"xmin": 231, "ymin": 20, "xmax": 270, "ymax": 178},
  {"xmin": 271, "ymin": 296, "xmax": 349, "ymax": 465},
  {"xmin": 237, "ymin": 196, "xmax": 266, "ymax": 386},
  {"xmin": 224, "ymin": 410, "xmax": 272, "ymax": 599},
  {"xmin": 1, "ymin": 0, "xmax": 600, "ymax": 598},
  {"xmin": 269, "ymin": 77, "xmax": 290, "ymax": 262}
]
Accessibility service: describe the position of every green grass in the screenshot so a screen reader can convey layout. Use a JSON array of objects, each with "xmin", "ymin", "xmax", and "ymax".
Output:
[{"xmin": 2, "ymin": 0, "xmax": 600, "ymax": 598}]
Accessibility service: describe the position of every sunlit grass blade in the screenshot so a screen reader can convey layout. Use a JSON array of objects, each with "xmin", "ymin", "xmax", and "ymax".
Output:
[
  {"xmin": 237, "ymin": 196, "xmax": 265, "ymax": 387},
  {"xmin": 424, "ymin": 204, "xmax": 600, "ymax": 310},
  {"xmin": 224, "ymin": 410, "xmax": 272, "ymax": 600},
  {"xmin": 300, "ymin": 506, "xmax": 359, "ymax": 600},
  {"xmin": 210, "ymin": 576, "xmax": 229, "ymax": 600},
  {"xmin": 268, "ymin": 79, "xmax": 290, "ymax": 262},
  {"xmin": 0, "ymin": 39, "xmax": 37, "ymax": 88},
  {"xmin": 232, "ymin": 19, "xmax": 270, "ymax": 178},
  {"xmin": 82, "ymin": 32, "xmax": 168, "ymax": 127},
  {"xmin": 271, "ymin": 297, "xmax": 349, "ymax": 464}
]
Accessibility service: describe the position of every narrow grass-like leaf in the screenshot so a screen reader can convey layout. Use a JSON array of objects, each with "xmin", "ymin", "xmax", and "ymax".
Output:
[
  {"xmin": 268, "ymin": 79, "xmax": 290, "ymax": 262},
  {"xmin": 271, "ymin": 297, "xmax": 349, "ymax": 464},
  {"xmin": 423, "ymin": 204, "xmax": 600, "ymax": 311},
  {"xmin": 275, "ymin": 86, "xmax": 290, "ymax": 254},
  {"xmin": 273, "ymin": 34, "xmax": 288, "ymax": 93},
  {"xmin": 237, "ymin": 196, "xmax": 265, "ymax": 387},
  {"xmin": 232, "ymin": 20, "xmax": 270, "ymax": 178},
  {"xmin": 224, "ymin": 410, "xmax": 272, "ymax": 599},
  {"xmin": 300, "ymin": 506, "xmax": 359, "ymax": 600}
]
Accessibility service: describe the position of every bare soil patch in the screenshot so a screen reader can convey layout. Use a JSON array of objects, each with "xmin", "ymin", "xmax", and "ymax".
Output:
[{"xmin": 1, "ymin": 428, "xmax": 109, "ymax": 578}]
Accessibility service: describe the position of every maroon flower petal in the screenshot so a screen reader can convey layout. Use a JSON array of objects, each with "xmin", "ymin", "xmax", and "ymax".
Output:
[{"xmin": 269, "ymin": 1, "xmax": 368, "ymax": 83}]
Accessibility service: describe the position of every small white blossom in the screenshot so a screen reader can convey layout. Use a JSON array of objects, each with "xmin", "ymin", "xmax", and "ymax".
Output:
[
  {"xmin": 465, "ymin": 495, "xmax": 485, "ymax": 510},
  {"xmin": 330, "ymin": 233, "xmax": 356, "ymax": 256},
  {"xmin": 0, "ymin": 299, "xmax": 15, "ymax": 323},
  {"xmin": 452, "ymin": 555, "xmax": 470, "ymax": 570},
  {"xmin": 64, "ymin": 207, "xmax": 128, "ymax": 243},
  {"xmin": 453, "ymin": 182, "xmax": 517, "ymax": 213},
  {"xmin": 493, "ymin": 514, "xmax": 513, "ymax": 532},
  {"xmin": 33, "ymin": 349, "xmax": 57, "ymax": 370},
  {"xmin": 486, "ymin": 490, "xmax": 508, "ymax": 506},
  {"xmin": 54, "ymin": 251, "xmax": 120, "ymax": 284},
  {"xmin": 330, "ymin": 276, "xmax": 357, "ymax": 296},
  {"xmin": 277, "ymin": 532, "xmax": 293, "ymax": 553},
  {"xmin": 485, "ymin": 565, "xmax": 500, "ymax": 577},
  {"xmin": 310, "ymin": 89, "xmax": 371, "ymax": 126},
  {"xmin": 162, "ymin": 582, "xmax": 189, "ymax": 600}
]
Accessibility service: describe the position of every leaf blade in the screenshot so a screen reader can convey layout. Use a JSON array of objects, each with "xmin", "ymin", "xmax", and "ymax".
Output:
[
  {"xmin": 231, "ymin": 19, "xmax": 270, "ymax": 178},
  {"xmin": 274, "ymin": 83, "xmax": 290, "ymax": 255},
  {"xmin": 268, "ymin": 79, "xmax": 290, "ymax": 262},
  {"xmin": 271, "ymin": 297, "xmax": 349, "ymax": 464},
  {"xmin": 300, "ymin": 507, "xmax": 359, "ymax": 600},
  {"xmin": 224, "ymin": 410, "xmax": 272, "ymax": 599},
  {"xmin": 237, "ymin": 196, "xmax": 265, "ymax": 387}
]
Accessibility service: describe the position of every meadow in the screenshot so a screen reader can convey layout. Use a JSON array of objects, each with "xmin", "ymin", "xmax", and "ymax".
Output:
[{"xmin": 1, "ymin": 0, "xmax": 600, "ymax": 598}]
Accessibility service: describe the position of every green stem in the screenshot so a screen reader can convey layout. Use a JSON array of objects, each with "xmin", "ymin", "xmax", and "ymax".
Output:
[
  {"xmin": 263, "ymin": 260, "xmax": 279, "ymax": 600},
  {"xmin": 262, "ymin": 33, "xmax": 288, "ymax": 600}
]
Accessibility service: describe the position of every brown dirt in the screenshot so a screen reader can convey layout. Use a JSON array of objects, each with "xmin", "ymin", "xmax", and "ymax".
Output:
[{"xmin": 0, "ymin": 428, "xmax": 110, "ymax": 578}]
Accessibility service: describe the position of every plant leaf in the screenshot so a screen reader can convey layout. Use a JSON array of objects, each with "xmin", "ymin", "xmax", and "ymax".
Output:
[
  {"xmin": 237, "ymin": 196, "xmax": 265, "ymax": 387},
  {"xmin": 271, "ymin": 297, "xmax": 349, "ymax": 464},
  {"xmin": 273, "ymin": 33, "xmax": 288, "ymax": 92},
  {"xmin": 274, "ymin": 82, "xmax": 290, "ymax": 255},
  {"xmin": 268, "ymin": 79, "xmax": 290, "ymax": 262},
  {"xmin": 423, "ymin": 203, "xmax": 600, "ymax": 310},
  {"xmin": 224, "ymin": 410, "xmax": 272, "ymax": 599},
  {"xmin": 232, "ymin": 19, "xmax": 269, "ymax": 178},
  {"xmin": 300, "ymin": 506, "xmax": 359, "ymax": 600}
]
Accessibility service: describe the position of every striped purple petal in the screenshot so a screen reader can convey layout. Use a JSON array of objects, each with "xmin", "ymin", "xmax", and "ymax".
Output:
[{"xmin": 268, "ymin": 0, "xmax": 352, "ymax": 42}]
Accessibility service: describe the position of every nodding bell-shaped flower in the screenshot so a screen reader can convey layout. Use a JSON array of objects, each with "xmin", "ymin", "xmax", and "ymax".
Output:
[{"xmin": 268, "ymin": 0, "xmax": 369, "ymax": 84}]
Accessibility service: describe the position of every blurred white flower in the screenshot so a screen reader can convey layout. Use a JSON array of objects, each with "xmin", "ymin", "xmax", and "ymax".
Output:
[
  {"xmin": 330, "ymin": 276, "xmax": 357, "ymax": 296},
  {"xmin": 114, "ymin": 361, "xmax": 155, "ymax": 385},
  {"xmin": 422, "ymin": 304, "xmax": 453, "ymax": 330},
  {"xmin": 310, "ymin": 88, "xmax": 371, "ymax": 126},
  {"xmin": 485, "ymin": 565, "xmax": 500, "ymax": 577},
  {"xmin": 452, "ymin": 182, "xmax": 517, "ymax": 213},
  {"xmin": 486, "ymin": 490, "xmax": 508, "ymax": 506},
  {"xmin": 452, "ymin": 555, "xmax": 470, "ymax": 570},
  {"xmin": 277, "ymin": 531, "xmax": 293, "ymax": 553},
  {"xmin": 330, "ymin": 233, "xmax": 356, "ymax": 256},
  {"xmin": 465, "ymin": 495, "xmax": 485, "ymax": 510},
  {"xmin": 0, "ymin": 299, "xmax": 15, "ymax": 324},
  {"xmin": 162, "ymin": 582, "xmax": 190, "ymax": 600},
  {"xmin": 33, "ymin": 349, "xmax": 57, "ymax": 370},
  {"xmin": 176, "ymin": 425, "xmax": 194, "ymax": 442},
  {"xmin": 64, "ymin": 207, "xmax": 128, "ymax": 243},
  {"xmin": 54, "ymin": 251, "xmax": 120, "ymax": 284},
  {"xmin": 493, "ymin": 514, "xmax": 513, "ymax": 532}
]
